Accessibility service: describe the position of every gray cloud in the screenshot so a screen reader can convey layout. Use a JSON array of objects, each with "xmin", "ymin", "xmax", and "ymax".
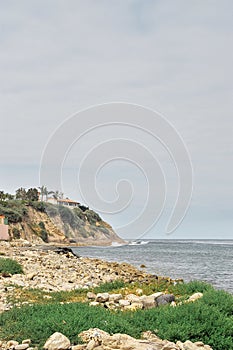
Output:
[{"xmin": 0, "ymin": 0, "xmax": 232, "ymax": 238}]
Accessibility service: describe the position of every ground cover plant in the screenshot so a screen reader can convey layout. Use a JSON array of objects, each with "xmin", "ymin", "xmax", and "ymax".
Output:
[
  {"xmin": 0, "ymin": 258, "xmax": 23, "ymax": 276},
  {"xmin": 0, "ymin": 281, "xmax": 232, "ymax": 350}
]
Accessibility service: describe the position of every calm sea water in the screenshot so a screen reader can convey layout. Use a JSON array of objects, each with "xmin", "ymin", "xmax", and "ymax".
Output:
[{"xmin": 72, "ymin": 240, "xmax": 233, "ymax": 293}]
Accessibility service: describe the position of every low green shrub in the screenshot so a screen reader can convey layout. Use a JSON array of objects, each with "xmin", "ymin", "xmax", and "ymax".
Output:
[
  {"xmin": 40, "ymin": 229, "xmax": 48, "ymax": 243},
  {"xmin": 30, "ymin": 201, "xmax": 46, "ymax": 212},
  {"xmin": 0, "ymin": 281, "xmax": 232, "ymax": 350},
  {"xmin": 85, "ymin": 210, "xmax": 101, "ymax": 224},
  {"xmin": 73, "ymin": 207, "xmax": 86, "ymax": 221},
  {"xmin": 45, "ymin": 203, "xmax": 59, "ymax": 217},
  {"xmin": 0, "ymin": 200, "xmax": 28, "ymax": 223},
  {"xmin": 58, "ymin": 206, "xmax": 76, "ymax": 227},
  {"xmin": 93, "ymin": 280, "xmax": 126, "ymax": 293},
  {"xmin": 0, "ymin": 205, "xmax": 23, "ymax": 223},
  {"xmin": 0, "ymin": 258, "xmax": 23, "ymax": 275}
]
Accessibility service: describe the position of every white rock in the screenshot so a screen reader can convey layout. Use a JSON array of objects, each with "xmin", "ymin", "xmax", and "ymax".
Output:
[
  {"xmin": 140, "ymin": 295, "xmax": 156, "ymax": 309},
  {"xmin": 188, "ymin": 293, "xmax": 203, "ymax": 302},
  {"xmin": 43, "ymin": 332, "xmax": 71, "ymax": 350},
  {"xmin": 109, "ymin": 293, "xmax": 122, "ymax": 302},
  {"xmin": 125, "ymin": 294, "xmax": 140, "ymax": 303},
  {"xmin": 89, "ymin": 301, "xmax": 100, "ymax": 307},
  {"xmin": 7, "ymin": 340, "xmax": 19, "ymax": 348},
  {"xmin": 15, "ymin": 344, "xmax": 29, "ymax": 350},
  {"xmin": 86, "ymin": 339, "xmax": 96, "ymax": 350},
  {"xmin": 86, "ymin": 292, "xmax": 96, "ymax": 300},
  {"xmin": 118, "ymin": 299, "xmax": 130, "ymax": 307},
  {"xmin": 151, "ymin": 292, "xmax": 164, "ymax": 299},
  {"xmin": 96, "ymin": 292, "xmax": 109, "ymax": 302},
  {"xmin": 124, "ymin": 302, "xmax": 143, "ymax": 311}
]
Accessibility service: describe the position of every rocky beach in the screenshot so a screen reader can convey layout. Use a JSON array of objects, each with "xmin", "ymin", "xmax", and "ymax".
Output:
[
  {"xmin": 0, "ymin": 240, "xmax": 176, "ymax": 312},
  {"xmin": 0, "ymin": 240, "xmax": 221, "ymax": 350}
]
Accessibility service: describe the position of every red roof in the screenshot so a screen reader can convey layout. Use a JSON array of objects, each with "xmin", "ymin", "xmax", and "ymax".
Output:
[{"xmin": 57, "ymin": 199, "xmax": 79, "ymax": 204}]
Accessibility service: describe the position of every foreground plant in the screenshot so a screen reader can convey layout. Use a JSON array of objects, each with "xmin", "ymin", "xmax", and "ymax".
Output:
[
  {"xmin": 0, "ymin": 281, "xmax": 232, "ymax": 350},
  {"xmin": 0, "ymin": 258, "xmax": 23, "ymax": 276}
]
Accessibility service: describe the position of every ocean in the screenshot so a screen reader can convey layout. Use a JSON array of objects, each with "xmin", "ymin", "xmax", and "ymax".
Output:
[{"xmin": 72, "ymin": 240, "xmax": 233, "ymax": 294}]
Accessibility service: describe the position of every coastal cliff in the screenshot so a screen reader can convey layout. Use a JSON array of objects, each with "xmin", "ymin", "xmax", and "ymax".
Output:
[{"xmin": 0, "ymin": 200, "xmax": 124, "ymax": 245}]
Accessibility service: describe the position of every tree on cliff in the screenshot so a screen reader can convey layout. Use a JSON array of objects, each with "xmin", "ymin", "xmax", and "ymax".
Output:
[
  {"xmin": 0, "ymin": 191, "xmax": 6, "ymax": 201},
  {"xmin": 16, "ymin": 188, "xmax": 27, "ymax": 200},
  {"xmin": 39, "ymin": 185, "xmax": 54, "ymax": 201},
  {"xmin": 27, "ymin": 188, "xmax": 39, "ymax": 202},
  {"xmin": 51, "ymin": 190, "xmax": 64, "ymax": 200}
]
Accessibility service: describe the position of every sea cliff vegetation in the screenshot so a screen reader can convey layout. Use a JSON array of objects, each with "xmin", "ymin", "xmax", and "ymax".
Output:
[{"xmin": 0, "ymin": 188, "xmax": 123, "ymax": 245}]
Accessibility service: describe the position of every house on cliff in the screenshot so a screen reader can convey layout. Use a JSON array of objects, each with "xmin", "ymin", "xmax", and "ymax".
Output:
[
  {"xmin": 47, "ymin": 197, "xmax": 80, "ymax": 208},
  {"xmin": 0, "ymin": 215, "xmax": 9, "ymax": 241}
]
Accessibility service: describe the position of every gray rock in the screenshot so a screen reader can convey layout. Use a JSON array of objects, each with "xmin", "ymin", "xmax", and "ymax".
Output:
[{"xmin": 156, "ymin": 294, "xmax": 175, "ymax": 306}]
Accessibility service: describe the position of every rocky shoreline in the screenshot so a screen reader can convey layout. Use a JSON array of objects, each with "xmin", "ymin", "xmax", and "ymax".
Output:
[
  {"xmin": 0, "ymin": 240, "xmax": 213, "ymax": 350},
  {"xmin": 0, "ymin": 240, "xmax": 177, "ymax": 312}
]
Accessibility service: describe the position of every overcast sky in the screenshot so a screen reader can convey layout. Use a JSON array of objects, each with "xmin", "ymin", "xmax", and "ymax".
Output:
[{"xmin": 0, "ymin": 1, "xmax": 232, "ymax": 239}]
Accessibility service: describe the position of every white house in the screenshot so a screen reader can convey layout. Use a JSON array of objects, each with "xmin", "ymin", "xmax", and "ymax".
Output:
[{"xmin": 47, "ymin": 197, "xmax": 80, "ymax": 208}]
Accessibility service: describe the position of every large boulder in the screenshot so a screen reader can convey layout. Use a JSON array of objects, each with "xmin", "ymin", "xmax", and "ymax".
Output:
[
  {"xmin": 156, "ymin": 294, "xmax": 175, "ymax": 306},
  {"xmin": 140, "ymin": 295, "xmax": 157, "ymax": 309},
  {"xmin": 43, "ymin": 332, "xmax": 71, "ymax": 350}
]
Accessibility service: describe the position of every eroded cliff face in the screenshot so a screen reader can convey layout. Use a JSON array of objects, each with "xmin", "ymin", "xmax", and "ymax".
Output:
[{"xmin": 9, "ymin": 205, "xmax": 124, "ymax": 245}]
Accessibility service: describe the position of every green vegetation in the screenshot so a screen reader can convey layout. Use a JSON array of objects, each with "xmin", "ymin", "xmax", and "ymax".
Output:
[
  {"xmin": 0, "ymin": 188, "xmax": 107, "ymax": 236},
  {"xmin": 0, "ymin": 281, "xmax": 232, "ymax": 349},
  {"xmin": 85, "ymin": 209, "xmax": 101, "ymax": 224},
  {"xmin": 44, "ymin": 203, "xmax": 59, "ymax": 217},
  {"xmin": 0, "ymin": 200, "xmax": 28, "ymax": 224},
  {"xmin": 38, "ymin": 222, "xmax": 48, "ymax": 243},
  {"xmin": 0, "ymin": 258, "xmax": 23, "ymax": 275},
  {"xmin": 29, "ymin": 201, "xmax": 46, "ymax": 212}
]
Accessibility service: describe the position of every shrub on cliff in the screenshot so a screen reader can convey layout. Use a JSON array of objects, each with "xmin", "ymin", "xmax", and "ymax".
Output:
[
  {"xmin": 44, "ymin": 203, "xmax": 59, "ymax": 217},
  {"xmin": 0, "ymin": 258, "xmax": 23, "ymax": 275},
  {"xmin": 0, "ymin": 200, "xmax": 28, "ymax": 223},
  {"xmin": 29, "ymin": 201, "xmax": 46, "ymax": 212},
  {"xmin": 0, "ymin": 205, "xmax": 23, "ymax": 223},
  {"xmin": 85, "ymin": 209, "xmax": 101, "ymax": 224},
  {"xmin": 58, "ymin": 206, "xmax": 75, "ymax": 226}
]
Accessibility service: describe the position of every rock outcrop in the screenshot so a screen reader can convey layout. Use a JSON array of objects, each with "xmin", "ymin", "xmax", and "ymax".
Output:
[{"xmin": 8, "ymin": 204, "xmax": 124, "ymax": 246}]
